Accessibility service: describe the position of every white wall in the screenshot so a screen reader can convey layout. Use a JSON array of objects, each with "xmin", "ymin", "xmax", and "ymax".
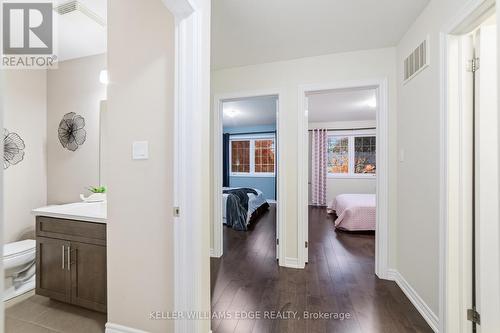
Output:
[
  {"xmin": 105, "ymin": 0, "xmax": 175, "ymax": 332},
  {"xmin": 396, "ymin": 0, "xmax": 472, "ymax": 318},
  {"xmin": 47, "ymin": 54, "xmax": 107, "ymax": 204},
  {"xmin": 323, "ymin": 178, "xmax": 376, "ymax": 203},
  {"xmin": 211, "ymin": 47, "xmax": 398, "ymax": 265},
  {"xmin": 308, "ymin": 121, "xmax": 377, "ymax": 204},
  {"xmin": 3, "ymin": 70, "xmax": 47, "ymax": 243}
]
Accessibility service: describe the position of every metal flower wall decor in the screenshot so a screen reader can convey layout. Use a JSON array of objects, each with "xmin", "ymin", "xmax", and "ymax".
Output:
[
  {"xmin": 3, "ymin": 128, "xmax": 25, "ymax": 170},
  {"xmin": 58, "ymin": 112, "xmax": 87, "ymax": 151}
]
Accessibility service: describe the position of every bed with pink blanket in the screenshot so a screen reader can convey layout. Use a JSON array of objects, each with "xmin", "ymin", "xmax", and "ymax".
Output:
[{"xmin": 328, "ymin": 194, "xmax": 376, "ymax": 231}]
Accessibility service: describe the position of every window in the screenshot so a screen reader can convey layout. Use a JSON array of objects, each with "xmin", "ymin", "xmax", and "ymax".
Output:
[
  {"xmin": 327, "ymin": 132, "xmax": 376, "ymax": 177},
  {"xmin": 327, "ymin": 136, "xmax": 349, "ymax": 174},
  {"xmin": 354, "ymin": 136, "xmax": 376, "ymax": 174},
  {"xmin": 255, "ymin": 139, "xmax": 275, "ymax": 173},
  {"xmin": 231, "ymin": 140, "xmax": 250, "ymax": 173},
  {"xmin": 230, "ymin": 136, "xmax": 275, "ymax": 176}
]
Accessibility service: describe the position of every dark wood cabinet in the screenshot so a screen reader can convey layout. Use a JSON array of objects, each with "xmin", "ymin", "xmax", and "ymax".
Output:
[
  {"xmin": 70, "ymin": 242, "xmax": 107, "ymax": 312},
  {"xmin": 36, "ymin": 237, "xmax": 71, "ymax": 303},
  {"xmin": 36, "ymin": 217, "xmax": 107, "ymax": 313}
]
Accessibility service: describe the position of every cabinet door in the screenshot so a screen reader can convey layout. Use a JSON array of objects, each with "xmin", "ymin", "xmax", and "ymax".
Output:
[
  {"xmin": 70, "ymin": 242, "xmax": 107, "ymax": 313},
  {"xmin": 36, "ymin": 237, "xmax": 71, "ymax": 302}
]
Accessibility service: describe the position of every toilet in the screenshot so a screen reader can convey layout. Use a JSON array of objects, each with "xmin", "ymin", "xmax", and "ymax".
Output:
[{"xmin": 3, "ymin": 239, "xmax": 36, "ymax": 301}]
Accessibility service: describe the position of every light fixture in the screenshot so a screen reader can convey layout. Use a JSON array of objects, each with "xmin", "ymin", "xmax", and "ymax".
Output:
[
  {"xmin": 99, "ymin": 70, "xmax": 109, "ymax": 85},
  {"xmin": 366, "ymin": 96, "xmax": 377, "ymax": 108},
  {"xmin": 224, "ymin": 108, "xmax": 239, "ymax": 118}
]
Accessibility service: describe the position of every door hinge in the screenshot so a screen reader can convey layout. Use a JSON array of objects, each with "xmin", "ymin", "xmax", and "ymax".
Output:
[
  {"xmin": 467, "ymin": 58, "xmax": 480, "ymax": 72},
  {"xmin": 276, "ymin": 238, "xmax": 279, "ymax": 245},
  {"xmin": 305, "ymin": 241, "xmax": 308, "ymax": 248},
  {"xmin": 467, "ymin": 308, "xmax": 481, "ymax": 325},
  {"xmin": 173, "ymin": 206, "xmax": 180, "ymax": 217}
]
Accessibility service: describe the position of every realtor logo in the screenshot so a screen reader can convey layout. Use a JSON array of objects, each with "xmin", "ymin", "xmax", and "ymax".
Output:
[
  {"xmin": 2, "ymin": 2, "xmax": 56, "ymax": 68},
  {"xmin": 3, "ymin": 3, "xmax": 53, "ymax": 54}
]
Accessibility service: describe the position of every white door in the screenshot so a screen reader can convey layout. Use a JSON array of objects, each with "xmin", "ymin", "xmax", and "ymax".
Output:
[
  {"xmin": 458, "ymin": 33, "xmax": 475, "ymax": 333},
  {"xmin": 474, "ymin": 20, "xmax": 500, "ymax": 333}
]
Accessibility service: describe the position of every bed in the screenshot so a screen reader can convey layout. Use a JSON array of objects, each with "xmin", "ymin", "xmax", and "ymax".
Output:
[
  {"xmin": 328, "ymin": 194, "xmax": 376, "ymax": 231},
  {"xmin": 223, "ymin": 187, "xmax": 269, "ymax": 231}
]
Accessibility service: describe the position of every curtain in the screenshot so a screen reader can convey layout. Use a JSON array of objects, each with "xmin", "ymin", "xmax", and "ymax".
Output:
[
  {"xmin": 311, "ymin": 129, "xmax": 327, "ymax": 206},
  {"xmin": 222, "ymin": 133, "xmax": 230, "ymax": 187}
]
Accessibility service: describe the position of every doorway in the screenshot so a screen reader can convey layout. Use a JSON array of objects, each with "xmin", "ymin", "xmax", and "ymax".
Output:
[
  {"xmin": 306, "ymin": 87, "xmax": 378, "ymax": 272},
  {"xmin": 212, "ymin": 92, "xmax": 284, "ymax": 262},
  {"xmin": 210, "ymin": 93, "xmax": 283, "ymax": 332},
  {"xmin": 298, "ymin": 79, "xmax": 390, "ymax": 277}
]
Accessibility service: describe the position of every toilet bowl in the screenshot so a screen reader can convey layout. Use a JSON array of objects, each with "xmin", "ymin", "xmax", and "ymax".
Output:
[{"xmin": 3, "ymin": 239, "xmax": 36, "ymax": 301}]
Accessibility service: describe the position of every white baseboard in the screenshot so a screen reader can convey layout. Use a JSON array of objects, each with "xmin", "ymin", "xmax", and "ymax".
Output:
[
  {"xmin": 376, "ymin": 270, "xmax": 391, "ymax": 281},
  {"xmin": 105, "ymin": 323, "xmax": 149, "ymax": 333},
  {"xmin": 386, "ymin": 268, "xmax": 397, "ymax": 281},
  {"xmin": 281, "ymin": 257, "xmax": 305, "ymax": 269},
  {"xmin": 387, "ymin": 269, "xmax": 439, "ymax": 332},
  {"xmin": 210, "ymin": 248, "xmax": 222, "ymax": 258}
]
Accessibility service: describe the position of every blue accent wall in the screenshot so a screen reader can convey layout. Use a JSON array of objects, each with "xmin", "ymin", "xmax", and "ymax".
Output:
[
  {"xmin": 230, "ymin": 176, "xmax": 276, "ymax": 200},
  {"xmin": 223, "ymin": 124, "xmax": 276, "ymax": 200}
]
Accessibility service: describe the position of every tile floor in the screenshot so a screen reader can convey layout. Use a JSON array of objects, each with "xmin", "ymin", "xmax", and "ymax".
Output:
[{"xmin": 5, "ymin": 295, "xmax": 106, "ymax": 333}]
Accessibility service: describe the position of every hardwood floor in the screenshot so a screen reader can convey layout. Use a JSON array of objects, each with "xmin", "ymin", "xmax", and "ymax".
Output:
[{"xmin": 210, "ymin": 205, "xmax": 433, "ymax": 333}]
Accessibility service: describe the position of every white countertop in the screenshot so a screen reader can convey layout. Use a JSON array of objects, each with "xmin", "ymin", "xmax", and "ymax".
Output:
[{"xmin": 32, "ymin": 202, "xmax": 107, "ymax": 224}]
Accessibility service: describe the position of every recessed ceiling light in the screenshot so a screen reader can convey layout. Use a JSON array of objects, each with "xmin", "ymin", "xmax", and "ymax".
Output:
[
  {"xmin": 366, "ymin": 97, "xmax": 377, "ymax": 109},
  {"xmin": 224, "ymin": 109, "xmax": 239, "ymax": 117},
  {"xmin": 99, "ymin": 70, "xmax": 109, "ymax": 85}
]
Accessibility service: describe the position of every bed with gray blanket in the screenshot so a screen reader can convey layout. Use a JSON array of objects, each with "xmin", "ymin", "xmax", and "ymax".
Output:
[{"xmin": 223, "ymin": 187, "xmax": 270, "ymax": 231}]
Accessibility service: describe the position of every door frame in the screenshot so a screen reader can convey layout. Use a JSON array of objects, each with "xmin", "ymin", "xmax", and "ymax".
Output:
[
  {"xmin": 212, "ymin": 90, "xmax": 285, "ymax": 264},
  {"xmin": 297, "ymin": 78, "xmax": 390, "ymax": 277},
  {"xmin": 162, "ymin": 1, "xmax": 211, "ymax": 333},
  {"xmin": 439, "ymin": 0, "xmax": 499, "ymax": 332}
]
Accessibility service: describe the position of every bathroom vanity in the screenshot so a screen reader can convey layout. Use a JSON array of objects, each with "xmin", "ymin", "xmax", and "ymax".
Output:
[{"xmin": 32, "ymin": 202, "xmax": 107, "ymax": 313}]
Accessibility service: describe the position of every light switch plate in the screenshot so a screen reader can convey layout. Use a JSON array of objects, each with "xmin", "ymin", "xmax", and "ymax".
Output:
[
  {"xmin": 132, "ymin": 141, "xmax": 149, "ymax": 160},
  {"xmin": 399, "ymin": 149, "xmax": 405, "ymax": 162}
]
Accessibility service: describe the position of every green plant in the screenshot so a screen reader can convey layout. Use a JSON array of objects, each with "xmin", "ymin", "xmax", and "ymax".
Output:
[{"xmin": 88, "ymin": 186, "xmax": 107, "ymax": 194}]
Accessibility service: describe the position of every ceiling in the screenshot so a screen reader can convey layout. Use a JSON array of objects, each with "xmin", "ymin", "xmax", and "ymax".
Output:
[
  {"xmin": 307, "ymin": 88, "xmax": 377, "ymax": 123},
  {"xmin": 223, "ymin": 95, "xmax": 278, "ymax": 128},
  {"xmin": 212, "ymin": 0, "xmax": 429, "ymax": 70},
  {"xmin": 54, "ymin": 0, "xmax": 107, "ymax": 61}
]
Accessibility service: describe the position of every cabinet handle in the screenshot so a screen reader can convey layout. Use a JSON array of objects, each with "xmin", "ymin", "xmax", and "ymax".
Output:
[
  {"xmin": 62, "ymin": 245, "xmax": 65, "ymax": 270},
  {"xmin": 67, "ymin": 245, "xmax": 71, "ymax": 271}
]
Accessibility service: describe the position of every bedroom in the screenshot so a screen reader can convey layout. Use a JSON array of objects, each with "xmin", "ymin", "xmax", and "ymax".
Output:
[
  {"xmin": 308, "ymin": 87, "xmax": 377, "ymax": 233},
  {"xmin": 307, "ymin": 85, "xmax": 381, "ymax": 307},
  {"xmin": 214, "ymin": 94, "xmax": 279, "ymax": 249},
  {"xmin": 211, "ymin": 95, "xmax": 279, "ymax": 328}
]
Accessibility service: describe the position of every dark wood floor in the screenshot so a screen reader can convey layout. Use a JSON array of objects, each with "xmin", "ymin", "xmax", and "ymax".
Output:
[{"xmin": 210, "ymin": 205, "xmax": 433, "ymax": 333}]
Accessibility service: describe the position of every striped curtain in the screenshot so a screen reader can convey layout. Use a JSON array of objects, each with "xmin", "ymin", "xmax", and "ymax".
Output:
[{"xmin": 311, "ymin": 129, "xmax": 327, "ymax": 206}]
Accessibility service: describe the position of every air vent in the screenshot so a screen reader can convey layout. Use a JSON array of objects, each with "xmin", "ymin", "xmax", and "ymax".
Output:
[
  {"xmin": 403, "ymin": 37, "xmax": 429, "ymax": 84},
  {"xmin": 54, "ymin": 1, "xmax": 105, "ymax": 26}
]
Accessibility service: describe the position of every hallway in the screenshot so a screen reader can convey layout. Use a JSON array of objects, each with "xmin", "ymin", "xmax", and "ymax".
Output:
[{"xmin": 210, "ymin": 205, "xmax": 432, "ymax": 333}]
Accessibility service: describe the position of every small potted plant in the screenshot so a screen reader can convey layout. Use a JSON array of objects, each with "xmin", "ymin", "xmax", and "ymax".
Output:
[{"xmin": 80, "ymin": 186, "xmax": 107, "ymax": 202}]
